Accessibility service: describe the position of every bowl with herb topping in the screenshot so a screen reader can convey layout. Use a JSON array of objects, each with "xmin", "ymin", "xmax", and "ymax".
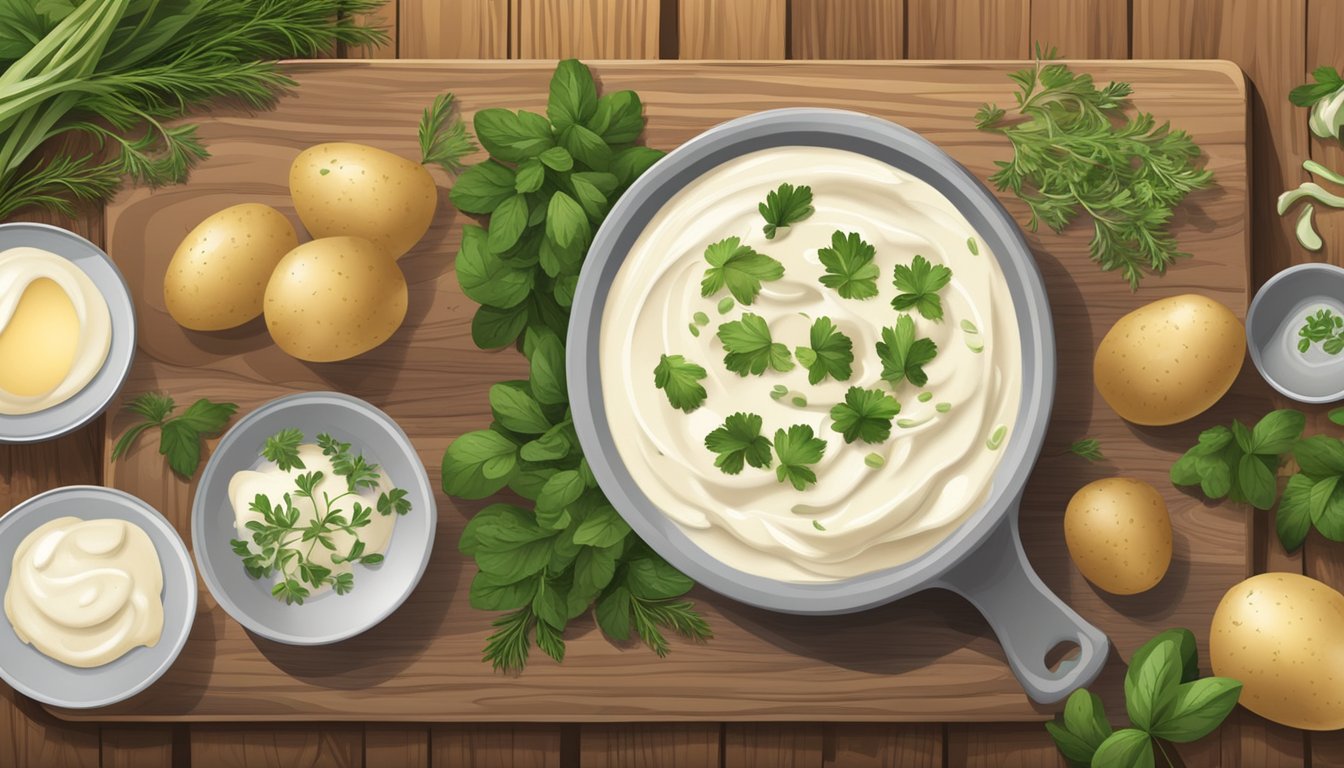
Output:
[
  {"xmin": 192, "ymin": 392, "xmax": 435, "ymax": 645},
  {"xmin": 1246, "ymin": 262, "xmax": 1344, "ymax": 404},
  {"xmin": 568, "ymin": 108, "xmax": 1108, "ymax": 703}
]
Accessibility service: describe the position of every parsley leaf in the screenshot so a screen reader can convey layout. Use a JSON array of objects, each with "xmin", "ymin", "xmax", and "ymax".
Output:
[
  {"xmin": 717, "ymin": 313, "xmax": 794, "ymax": 376},
  {"xmin": 1298, "ymin": 308, "xmax": 1344, "ymax": 355},
  {"xmin": 653, "ymin": 354, "xmax": 708, "ymax": 412},
  {"xmin": 773, "ymin": 424, "xmax": 826, "ymax": 490},
  {"xmin": 759, "ymin": 182, "xmax": 814, "ymax": 239},
  {"xmin": 263, "ymin": 427, "xmax": 306, "ymax": 472},
  {"xmin": 111, "ymin": 392, "xmax": 237, "ymax": 478},
  {"xmin": 704, "ymin": 412, "xmax": 773, "ymax": 475},
  {"xmin": 817, "ymin": 230, "xmax": 879, "ymax": 299},
  {"xmin": 876, "ymin": 315, "xmax": 938, "ymax": 388},
  {"xmin": 892, "ymin": 254, "xmax": 953, "ymax": 321},
  {"xmin": 699, "ymin": 236, "xmax": 784, "ymax": 305},
  {"xmin": 794, "ymin": 317, "xmax": 854, "ymax": 384},
  {"xmin": 830, "ymin": 387, "xmax": 900, "ymax": 444}
]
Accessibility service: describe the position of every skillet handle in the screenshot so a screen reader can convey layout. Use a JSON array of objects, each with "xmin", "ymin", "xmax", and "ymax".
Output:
[{"xmin": 936, "ymin": 510, "xmax": 1109, "ymax": 704}]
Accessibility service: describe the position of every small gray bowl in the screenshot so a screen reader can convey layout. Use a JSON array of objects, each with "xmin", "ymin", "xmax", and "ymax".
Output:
[
  {"xmin": 193, "ymin": 392, "xmax": 436, "ymax": 645},
  {"xmin": 0, "ymin": 486, "xmax": 196, "ymax": 709},
  {"xmin": 1246, "ymin": 262, "xmax": 1344, "ymax": 404},
  {"xmin": 0, "ymin": 222, "xmax": 136, "ymax": 443}
]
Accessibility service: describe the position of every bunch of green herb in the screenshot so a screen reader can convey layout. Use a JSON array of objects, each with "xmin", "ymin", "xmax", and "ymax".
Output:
[
  {"xmin": 1046, "ymin": 628, "xmax": 1241, "ymax": 768},
  {"xmin": 1273, "ymin": 408, "xmax": 1344, "ymax": 551},
  {"xmin": 0, "ymin": 0, "xmax": 388, "ymax": 220},
  {"xmin": 442, "ymin": 61, "xmax": 710, "ymax": 671},
  {"xmin": 1291, "ymin": 65, "xmax": 1344, "ymax": 141},
  {"xmin": 1298, "ymin": 308, "xmax": 1344, "ymax": 355},
  {"xmin": 1169, "ymin": 410, "xmax": 1305, "ymax": 511},
  {"xmin": 975, "ymin": 46, "xmax": 1214, "ymax": 290},
  {"xmin": 111, "ymin": 392, "xmax": 237, "ymax": 478},
  {"xmin": 701, "ymin": 414, "xmax": 826, "ymax": 490},
  {"xmin": 1066, "ymin": 438, "xmax": 1105, "ymax": 463},
  {"xmin": 230, "ymin": 429, "xmax": 410, "ymax": 605}
]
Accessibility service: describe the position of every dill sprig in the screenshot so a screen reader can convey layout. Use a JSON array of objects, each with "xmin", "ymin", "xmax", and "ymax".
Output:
[{"xmin": 419, "ymin": 92, "xmax": 476, "ymax": 173}]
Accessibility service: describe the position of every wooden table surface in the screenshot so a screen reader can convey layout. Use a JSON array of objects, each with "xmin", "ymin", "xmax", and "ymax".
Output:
[{"xmin": 2, "ymin": 0, "xmax": 1341, "ymax": 765}]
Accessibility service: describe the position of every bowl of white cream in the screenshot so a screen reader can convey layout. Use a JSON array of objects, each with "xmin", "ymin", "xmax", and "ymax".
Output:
[
  {"xmin": 0, "ymin": 222, "xmax": 135, "ymax": 443},
  {"xmin": 1246, "ymin": 262, "xmax": 1344, "ymax": 403},
  {"xmin": 0, "ymin": 486, "xmax": 195, "ymax": 709}
]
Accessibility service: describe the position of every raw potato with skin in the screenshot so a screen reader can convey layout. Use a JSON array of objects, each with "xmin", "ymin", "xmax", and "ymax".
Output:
[
  {"xmin": 1210, "ymin": 572, "xmax": 1344, "ymax": 730},
  {"xmin": 163, "ymin": 203, "xmax": 298, "ymax": 331},
  {"xmin": 1094, "ymin": 294, "xmax": 1245, "ymax": 426},
  {"xmin": 289, "ymin": 142, "xmax": 437, "ymax": 260},
  {"xmin": 1063, "ymin": 477, "xmax": 1172, "ymax": 595},
  {"xmin": 263, "ymin": 236, "xmax": 408, "ymax": 362}
]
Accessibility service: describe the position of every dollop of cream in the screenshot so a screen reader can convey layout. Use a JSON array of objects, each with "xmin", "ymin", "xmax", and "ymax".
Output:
[
  {"xmin": 600, "ymin": 146, "xmax": 1023, "ymax": 583},
  {"xmin": 4, "ymin": 517, "xmax": 164, "ymax": 668},
  {"xmin": 0, "ymin": 246, "xmax": 112, "ymax": 414}
]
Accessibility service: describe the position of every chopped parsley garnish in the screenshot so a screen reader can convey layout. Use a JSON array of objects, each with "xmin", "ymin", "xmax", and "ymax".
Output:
[
  {"xmin": 773, "ymin": 424, "xmax": 826, "ymax": 490},
  {"xmin": 817, "ymin": 230, "xmax": 879, "ymax": 299},
  {"xmin": 892, "ymin": 254, "xmax": 953, "ymax": 321},
  {"xmin": 717, "ymin": 313, "xmax": 794, "ymax": 376},
  {"xmin": 794, "ymin": 316, "xmax": 854, "ymax": 384},
  {"xmin": 653, "ymin": 354, "xmax": 708, "ymax": 413},
  {"xmin": 830, "ymin": 387, "xmax": 900, "ymax": 444},
  {"xmin": 704, "ymin": 412, "xmax": 773, "ymax": 475},
  {"xmin": 759, "ymin": 182, "xmax": 814, "ymax": 239},
  {"xmin": 1299, "ymin": 308, "xmax": 1344, "ymax": 355},
  {"xmin": 700, "ymin": 236, "xmax": 784, "ymax": 305},
  {"xmin": 876, "ymin": 314, "xmax": 938, "ymax": 388}
]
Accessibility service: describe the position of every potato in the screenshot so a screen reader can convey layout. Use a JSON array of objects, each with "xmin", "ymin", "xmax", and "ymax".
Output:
[
  {"xmin": 1094, "ymin": 294, "xmax": 1245, "ymax": 426},
  {"xmin": 1211, "ymin": 572, "xmax": 1344, "ymax": 730},
  {"xmin": 289, "ymin": 142, "xmax": 436, "ymax": 260},
  {"xmin": 1063, "ymin": 477, "xmax": 1171, "ymax": 595},
  {"xmin": 263, "ymin": 236, "xmax": 408, "ymax": 362},
  {"xmin": 164, "ymin": 203, "xmax": 297, "ymax": 330}
]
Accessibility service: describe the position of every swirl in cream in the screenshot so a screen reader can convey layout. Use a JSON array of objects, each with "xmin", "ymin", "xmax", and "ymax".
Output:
[{"xmin": 600, "ymin": 146, "xmax": 1022, "ymax": 582}]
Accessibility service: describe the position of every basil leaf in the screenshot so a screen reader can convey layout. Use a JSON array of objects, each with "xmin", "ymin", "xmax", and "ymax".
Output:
[
  {"xmin": 587, "ymin": 89, "xmax": 644, "ymax": 143},
  {"xmin": 471, "ymin": 303, "xmax": 528, "ymax": 349},
  {"xmin": 489, "ymin": 382, "xmax": 551, "ymax": 435},
  {"xmin": 532, "ymin": 578, "xmax": 569, "ymax": 628},
  {"xmin": 547, "ymin": 58, "xmax": 598, "ymax": 130},
  {"xmin": 1062, "ymin": 688, "xmax": 1113, "ymax": 752},
  {"xmin": 442, "ymin": 429, "xmax": 518, "ymax": 499},
  {"xmin": 487, "ymin": 194, "xmax": 529, "ymax": 253},
  {"xmin": 573, "ymin": 502, "xmax": 632, "ymax": 547},
  {"xmin": 1045, "ymin": 721, "xmax": 1097, "ymax": 766},
  {"xmin": 449, "ymin": 160, "xmax": 516, "ymax": 213},
  {"xmin": 1196, "ymin": 453, "xmax": 1233, "ymax": 498},
  {"xmin": 596, "ymin": 585, "xmax": 632, "ymax": 640},
  {"xmin": 470, "ymin": 571, "xmax": 536, "ymax": 611},
  {"xmin": 1130, "ymin": 628, "xmax": 1199, "ymax": 685},
  {"xmin": 546, "ymin": 190, "xmax": 591, "ymax": 250},
  {"xmin": 1293, "ymin": 435, "xmax": 1344, "ymax": 477},
  {"xmin": 1250, "ymin": 409, "xmax": 1306, "ymax": 455},
  {"xmin": 174, "ymin": 399, "xmax": 236, "ymax": 433},
  {"xmin": 527, "ymin": 329, "xmax": 568, "ymax": 405},
  {"xmin": 560, "ymin": 123, "xmax": 612, "ymax": 170},
  {"xmin": 538, "ymin": 145, "xmax": 574, "ymax": 172},
  {"xmin": 535, "ymin": 470, "xmax": 585, "ymax": 525},
  {"xmin": 1169, "ymin": 452, "xmax": 1201, "ymax": 486},
  {"xmin": 1237, "ymin": 452, "xmax": 1278, "ymax": 510},
  {"xmin": 624, "ymin": 549, "xmax": 693, "ymax": 599},
  {"xmin": 1277, "ymin": 474, "xmax": 1316, "ymax": 551},
  {"xmin": 1091, "ymin": 729, "xmax": 1153, "ymax": 768},
  {"xmin": 514, "ymin": 159, "xmax": 545, "ymax": 193},
  {"xmin": 474, "ymin": 108, "xmax": 554, "ymax": 162},
  {"xmin": 509, "ymin": 463, "xmax": 559, "ymax": 501},
  {"xmin": 473, "ymin": 524, "xmax": 554, "ymax": 581},
  {"xmin": 612, "ymin": 146, "xmax": 664, "ymax": 187},
  {"xmin": 1231, "ymin": 420, "xmax": 1254, "ymax": 454},
  {"xmin": 567, "ymin": 172, "xmax": 609, "ymax": 220},
  {"xmin": 554, "ymin": 275, "xmax": 579, "ymax": 308},
  {"xmin": 1125, "ymin": 636, "xmax": 1182, "ymax": 730},
  {"xmin": 1192, "ymin": 425, "xmax": 1234, "ymax": 454},
  {"xmin": 457, "ymin": 225, "xmax": 534, "ymax": 308},
  {"xmin": 574, "ymin": 543, "xmax": 621, "ymax": 598},
  {"xmin": 1330, "ymin": 407, "xmax": 1344, "ymax": 427},
  {"xmin": 1315, "ymin": 480, "xmax": 1344, "ymax": 540},
  {"xmin": 520, "ymin": 427, "xmax": 570, "ymax": 463},
  {"xmin": 1150, "ymin": 677, "xmax": 1242, "ymax": 742}
]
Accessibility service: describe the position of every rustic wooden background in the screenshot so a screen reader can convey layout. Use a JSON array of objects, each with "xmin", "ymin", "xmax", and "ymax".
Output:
[{"xmin": 3, "ymin": 0, "xmax": 1342, "ymax": 765}]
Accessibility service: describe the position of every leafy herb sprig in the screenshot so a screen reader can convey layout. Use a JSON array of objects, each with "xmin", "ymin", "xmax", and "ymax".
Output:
[
  {"xmin": 418, "ymin": 92, "xmax": 476, "ymax": 173},
  {"xmin": 975, "ymin": 46, "xmax": 1214, "ymax": 290},
  {"xmin": 1298, "ymin": 308, "xmax": 1344, "ymax": 355},
  {"xmin": 892, "ymin": 255, "xmax": 953, "ymax": 321},
  {"xmin": 700, "ymin": 236, "xmax": 784, "ymax": 305},
  {"xmin": 111, "ymin": 392, "xmax": 237, "ymax": 478},
  {"xmin": 1066, "ymin": 438, "xmax": 1106, "ymax": 463},
  {"xmin": 1291, "ymin": 65, "xmax": 1344, "ymax": 140},
  {"xmin": 443, "ymin": 61, "xmax": 709, "ymax": 672},
  {"xmin": 759, "ymin": 182, "xmax": 814, "ymax": 239},
  {"xmin": 1169, "ymin": 410, "xmax": 1305, "ymax": 511},
  {"xmin": 1046, "ymin": 628, "xmax": 1241, "ymax": 767},
  {"xmin": 817, "ymin": 230, "xmax": 879, "ymax": 299},
  {"xmin": 876, "ymin": 314, "xmax": 938, "ymax": 388}
]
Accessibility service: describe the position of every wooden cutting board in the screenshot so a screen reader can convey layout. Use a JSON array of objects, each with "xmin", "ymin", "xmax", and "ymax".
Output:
[{"xmin": 57, "ymin": 60, "xmax": 1250, "ymax": 722}]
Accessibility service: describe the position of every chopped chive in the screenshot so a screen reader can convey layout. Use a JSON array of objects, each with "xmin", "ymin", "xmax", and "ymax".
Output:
[
  {"xmin": 986, "ymin": 425, "xmax": 1007, "ymax": 450},
  {"xmin": 966, "ymin": 338, "xmax": 984, "ymax": 354},
  {"xmin": 717, "ymin": 297, "xmax": 735, "ymax": 314},
  {"xmin": 864, "ymin": 452, "xmax": 885, "ymax": 469},
  {"xmin": 967, "ymin": 237, "xmax": 979, "ymax": 255},
  {"xmin": 688, "ymin": 323, "xmax": 700, "ymax": 337},
  {"xmin": 770, "ymin": 385, "xmax": 789, "ymax": 400},
  {"xmin": 812, "ymin": 520, "xmax": 826, "ymax": 531},
  {"xmin": 935, "ymin": 402, "xmax": 952, "ymax": 413},
  {"xmin": 791, "ymin": 395, "xmax": 807, "ymax": 407},
  {"xmin": 897, "ymin": 417, "xmax": 930, "ymax": 429},
  {"xmin": 960, "ymin": 319, "xmax": 979, "ymax": 334},
  {"xmin": 693, "ymin": 311, "xmax": 710, "ymax": 326},
  {"xmin": 917, "ymin": 391, "xmax": 933, "ymax": 402},
  {"xmin": 319, "ymin": 168, "xmax": 331, "ymax": 176}
]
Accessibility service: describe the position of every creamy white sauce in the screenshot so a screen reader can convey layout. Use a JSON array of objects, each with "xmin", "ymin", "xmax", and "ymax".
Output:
[
  {"xmin": 228, "ymin": 444, "xmax": 396, "ymax": 597},
  {"xmin": 0, "ymin": 246, "xmax": 112, "ymax": 414},
  {"xmin": 600, "ymin": 146, "xmax": 1022, "ymax": 582},
  {"xmin": 4, "ymin": 517, "xmax": 164, "ymax": 668}
]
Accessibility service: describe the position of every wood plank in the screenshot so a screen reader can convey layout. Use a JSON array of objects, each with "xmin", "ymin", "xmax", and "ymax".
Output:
[
  {"xmin": 66, "ymin": 60, "xmax": 1247, "ymax": 723},
  {"xmin": 431, "ymin": 725, "xmax": 564, "ymax": 767},
  {"xmin": 906, "ymin": 0, "xmax": 1029, "ymax": 59},
  {"xmin": 790, "ymin": 0, "xmax": 904, "ymax": 60},
  {"xmin": 1029, "ymin": 0, "xmax": 1128, "ymax": 59},
  {"xmin": 724, "ymin": 724, "xmax": 823, "ymax": 767},
  {"xmin": 513, "ymin": 0, "xmax": 660, "ymax": 59},
  {"xmin": 826, "ymin": 724, "xmax": 941, "ymax": 767},
  {"xmin": 946, "ymin": 724, "xmax": 1066, "ymax": 767},
  {"xmin": 679, "ymin": 0, "xmax": 786, "ymax": 58},
  {"xmin": 0, "ymin": 684, "xmax": 99, "ymax": 768},
  {"xmin": 398, "ymin": 0, "xmax": 508, "ymax": 58},
  {"xmin": 580, "ymin": 723, "xmax": 721, "ymax": 767},
  {"xmin": 343, "ymin": 0, "xmax": 398, "ymax": 59},
  {"xmin": 190, "ymin": 726, "xmax": 362, "ymax": 768},
  {"xmin": 365, "ymin": 726, "xmax": 429, "ymax": 768},
  {"xmin": 100, "ymin": 726, "xmax": 176, "ymax": 768}
]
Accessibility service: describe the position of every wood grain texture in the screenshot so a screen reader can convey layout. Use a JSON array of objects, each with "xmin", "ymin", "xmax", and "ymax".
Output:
[
  {"xmin": 100, "ymin": 726, "xmax": 176, "ymax": 768},
  {"xmin": 724, "ymin": 724, "xmax": 823, "ymax": 767},
  {"xmin": 580, "ymin": 723, "xmax": 721, "ymax": 767},
  {"xmin": 398, "ymin": 0, "xmax": 508, "ymax": 58},
  {"xmin": 946, "ymin": 723, "xmax": 1066, "ymax": 767},
  {"xmin": 513, "ymin": 0, "xmax": 660, "ymax": 58},
  {"xmin": 790, "ymin": 0, "xmax": 904, "ymax": 59},
  {"xmin": 826, "ymin": 724, "xmax": 942, "ymax": 767},
  {"xmin": 0, "ymin": 684, "xmax": 99, "ymax": 768},
  {"xmin": 189, "ymin": 726, "xmax": 361, "ymax": 768},
  {"xmin": 1220, "ymin": 710, "xmax": 1307, "ymax": 768},
  {"xmin": 906, "ymin": 0, "xmax": 1029, "ymax": 59},
  {"xmin": 1029, "ymin": 0, "xmax": 1128, "ymax": 58},
  {"xmin": 343, "ymin": 1, "xmax": 398, "ymax": 59},
  {"xmin": 679, "ymin": 0, "xmax": 786, "ymax": 58},
  {"xmin": 431, "ymin": 725, "xmax": 564, "ymax": 767},
  {"xmin": 55, "ymin": 59, "xmax": 1249, "ymax": 724},
  {"xmin": 365, "ymin": 726, "xmax": 429, "ymax": 768}
]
